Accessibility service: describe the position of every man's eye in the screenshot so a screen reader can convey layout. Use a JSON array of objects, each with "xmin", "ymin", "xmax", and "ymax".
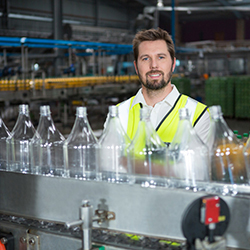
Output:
[
  {"xmin": 142, "ymin": 57, "xmax": 149, "ymax": 61},
  {"xmin": 159, "ymin": 56, "xmax": 165, "ymax": 59}
]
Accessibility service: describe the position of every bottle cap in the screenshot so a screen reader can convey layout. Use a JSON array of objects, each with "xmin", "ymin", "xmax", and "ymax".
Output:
[
  {"xmin": 109, "ymin": 105, "xmax": 118, "ymax": 117},
  {"xmin": 19, "ymin": 104, "xmax": 29, "ymax": 114},
  {"xmin": 243, "ymin": 133, "xmax": 248, "ymax": 138},
  {"xmin": 40, "ymin": 105, "xmax": 51, "ymax": 116},
  {"xmin": 76, "ymin": 106, "xmax": 87, "ymax": 117},
  {"xmin": 209, "ymin": 105, "xmax": 223, "ymax": 119}
]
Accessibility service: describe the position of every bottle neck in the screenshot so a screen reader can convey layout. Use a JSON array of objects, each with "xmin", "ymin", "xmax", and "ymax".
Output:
[
  {"xmin": 36, "ymin": 106, "xmax": 56, "ymax": 134},
  {"xmin": 179, "ymin": 108, "xmax": 190, "ymax": 120},
  {"xmin": 76, "ymin": 107, "xmax": 87, "ymax": 118},
  {"xmin": 19, "ymin": 104, "xmax": 29, "ymax": 116},
  {"xmin": 210, "ymin": 105, "xmax": 223, "ymax": 120},
  {"xmin": 74, "ymin": 107, "xmax": 89, "ymax": 126},
  {"xmin": 109, "ymin": 105, "xmax": 118, "ymax": 118},
  {"xmin": 69, "ymin": 107, "xmax": 92, "ymax": 135},
  {"xmin": 40, "ymin": 105, "xmax": 51, "ymax": 116},
  {"xmin": 140, "ymin": 107, "xmax": 151, "ymax": 121}
]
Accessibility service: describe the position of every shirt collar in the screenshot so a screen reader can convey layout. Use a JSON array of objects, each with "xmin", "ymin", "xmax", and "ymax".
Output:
[{"xmin": 131, "ymin": 84, "xmax": 180, "ymax": 109}]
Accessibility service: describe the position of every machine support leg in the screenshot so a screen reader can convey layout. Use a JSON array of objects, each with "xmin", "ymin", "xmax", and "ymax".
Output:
[
  {"xmin": 65, "ymin": 200, "xmax": 93, "ymax": 250},
  {"xmin": 81, "ymin": 201, "xmax": 93, "ymax": 250}
]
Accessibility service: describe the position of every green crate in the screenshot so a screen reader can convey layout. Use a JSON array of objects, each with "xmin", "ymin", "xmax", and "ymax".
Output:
[
  {"xmin": 235, "ymin": 76, "xmax": 250, "ymax": 118},
  {"xmin": 205, "ymin": 76, "xmax": 235, "ymax": 117},
  {"xmin": 224, "ymin": 76, "xmax": 235, "ymax": 117},
  {"xmin": 172, "ymin": 77, "xmax": 191, "ymax": 96}
]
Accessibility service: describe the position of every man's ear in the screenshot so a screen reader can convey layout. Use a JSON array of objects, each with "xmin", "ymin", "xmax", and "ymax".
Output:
[
  {"xmin": 133, "ymin": 61, "xmax": 138, "ymax": 75},
  {"xmin": 172, "ymin": 57, "xmax": 176, "ymax": 72}
]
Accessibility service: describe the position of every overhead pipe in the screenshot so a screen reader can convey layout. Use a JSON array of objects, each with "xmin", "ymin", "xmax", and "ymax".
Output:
[
  {"xmin": 144, "ymin": 6, "xmax": 250, "ymax": 14},
  {"xmin": 171, "ymin": 0, "xmax": 175, "ymax": 46}
]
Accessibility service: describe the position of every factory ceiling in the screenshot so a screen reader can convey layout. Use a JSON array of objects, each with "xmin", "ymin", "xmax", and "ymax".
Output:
[
  {"xmin": 1, "ymin": 0, "xmax": 250, "ymax": 61},
  {"xmin": 121, "ymin": 0, "xmax": 250, "ymax": 23}
]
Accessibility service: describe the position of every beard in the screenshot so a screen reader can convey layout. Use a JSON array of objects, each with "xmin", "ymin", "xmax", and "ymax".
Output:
[{"xmin": 138, "ymin": 69, "xmax": 173, "ymax": 91}]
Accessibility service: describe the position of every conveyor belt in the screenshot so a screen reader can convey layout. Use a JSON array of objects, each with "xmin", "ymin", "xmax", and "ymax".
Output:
[
  {"xmin": 0, "ymin": 171, "xmax": 250, "ymax": 249},
  {"xmin": 0, "ymin": 75, "xmax": 139, "ymax": 92},
  {"xmin": 0, "ymin": 214, "xmax": 184, "ymax": 250}
]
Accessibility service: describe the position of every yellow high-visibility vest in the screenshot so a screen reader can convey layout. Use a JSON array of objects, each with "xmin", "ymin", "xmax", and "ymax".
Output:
[{"xmin": 126, "ymin": 94, "xmax": 208, "ymax": 144}]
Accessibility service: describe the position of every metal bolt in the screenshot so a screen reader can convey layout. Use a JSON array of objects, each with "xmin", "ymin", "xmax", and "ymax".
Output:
[
  {"xmin": 107, "ymin": 212, "xmax": 114, "ymax": 220},
  {"xmin": 0, "ymin": 237, "xmax": 8, "ymax": 245},
  {"xmin": 96, "ymin": 209, "xmax": 104, "ymax": 215},
  {"xmin": 82, "ymin": 200, "xmax": 90, "ymax": 207},
  {"xmin": 20, "ymin": 236, "xmax": 26, "ymax": 244},
  {"xmin": 28, "ymin": 237, "xmax": 35, "ymax": 246}
]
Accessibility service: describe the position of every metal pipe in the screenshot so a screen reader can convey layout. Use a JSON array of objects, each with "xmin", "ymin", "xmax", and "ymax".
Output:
[
  {"xmin": 65, "ymin": 200, "xmax": 93, "ymax": 250},
  {"xmin": 171, "ymin": 0, "xmax": 175, "ymax": 46},
  {"xmin": 153, "ymin": 9, "xmax": 159, "ymax": 29},
  {"xmin": 25, "ymin": 46, "xmax": 29, "ymax": 89},
  {"xmin": 42, "ymin": 71, "xmax": 46, "ymax": 97},
  {"xmin": 21, "ymin": 45, "xmax": 25, "ymax": 83},
  {"xmin": 68, "ymin": 47, "xmax": 72, "ymax": 67},
  {"xmin": 102, "ymin": 51, "xmax": 106, "ymax": 76},
  {"xmin": 98, "ymin": 48, "xmax": 101, "ymax": 76},
  {"xmin": 93, "ymin": 51, "xmax": 96, "ymax": 76},
  {"xmin": 31, "ymin": 71, "xmax": 35, "ymax": 96},
  {"xmin": 3, "ymin": 49, "xmax": 7, "ymax": 67},
  {"xmin": 80, "ymin": 201, "xmax": 93, "ymax": 250},
  {"xmin": 144, "ymin": 6, "xmax": 250, "ymax": 14},
  {"xmin": 63, "ymin": 103, "xmax": 68, "ymax": 126}
]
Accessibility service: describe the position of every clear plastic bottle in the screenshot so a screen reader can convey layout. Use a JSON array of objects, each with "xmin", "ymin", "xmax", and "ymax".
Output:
[
  {"xmin": 30, "ymin": 105, "xmax": 65, "ymax": 176},
  {"xmin": 208, "ymin": 105, "xmax": 248, "ymax": 185},
  {"xmin": 237, "ymin": 135, "xmax": 242, "ymax": 143},
  {"xmin": 0, "ymin": 118, "xmax": 10, "ymax": 170},
  {"xmin": 243, "ymin": 133, "xmax": 249, "ymax": 146},
  {"xmin": 63, "ymin": 106, "xmax": 99, "ymax": 180},
  {"xmin": 233, "ymin": 130, "xmax": 238, "ymax": 135},
  {"xmin": 99, "ymin": 105, "xmax": 131, "ymax": 183},
  {"xmin": 6, "ymin": 104, "xmax": 36, "ymax": 173},
  {"xmin": 245, "ymin": 136, "xmax": 250, "ymax": 172},
  {"xmin": 127, "ymin": 106, "xmax": 168, "ymax": 187},
  {"xmin": 167, "ymin": 108, "xmax": 209, "ymax": 191}
]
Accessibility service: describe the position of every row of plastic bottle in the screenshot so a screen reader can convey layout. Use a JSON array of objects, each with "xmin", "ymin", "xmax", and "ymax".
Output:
[
  {"xmin": 0, "ymin": 103, "xmax": 250, "ymax": 192},
  {"xmin": 233, "ymin": 130, "xmax": 250, "ymax": 146}
]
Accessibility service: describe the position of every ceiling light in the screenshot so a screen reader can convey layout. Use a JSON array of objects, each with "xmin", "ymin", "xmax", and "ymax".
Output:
[{"xmin": 157, "ymin": 0, "xmax": 164, "ymax": 7}]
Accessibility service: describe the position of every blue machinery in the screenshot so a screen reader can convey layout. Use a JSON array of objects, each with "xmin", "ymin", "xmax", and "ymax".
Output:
[{"xmin": 0, "ymin": 37, "xmax": 133, "ymax": 58}]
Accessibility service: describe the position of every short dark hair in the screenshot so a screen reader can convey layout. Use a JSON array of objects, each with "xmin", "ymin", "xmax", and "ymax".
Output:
[{"xmin": 132, "ymin": 28, "xmax": 175, "ymax": 64}]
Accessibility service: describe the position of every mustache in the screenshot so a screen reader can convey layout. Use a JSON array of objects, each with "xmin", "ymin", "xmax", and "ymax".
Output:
[{"xmin": 146, "ymin": 70, "xmax": 164, "ymax": 76}]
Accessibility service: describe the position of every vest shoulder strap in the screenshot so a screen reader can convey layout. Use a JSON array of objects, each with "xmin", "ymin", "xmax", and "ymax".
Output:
[{"xmin": 157, "ymin": 94, "xmax": 207, "ymax": 143}]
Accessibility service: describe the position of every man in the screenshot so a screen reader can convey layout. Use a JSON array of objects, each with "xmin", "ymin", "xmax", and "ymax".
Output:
[{"xmin": 117, "ymin": 27, "xmax": 210, "ymax": 146}]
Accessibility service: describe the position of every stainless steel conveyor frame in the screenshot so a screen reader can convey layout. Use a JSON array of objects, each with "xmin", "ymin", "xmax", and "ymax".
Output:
[{"xmin": 0, "ymin": 171, "xmax": 250, "ymax": 250}]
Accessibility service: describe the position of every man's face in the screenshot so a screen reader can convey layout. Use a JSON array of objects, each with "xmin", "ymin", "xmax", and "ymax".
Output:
[{"xmin": 134, "ymin": 40, "xmax": 176, "ymax": 90}]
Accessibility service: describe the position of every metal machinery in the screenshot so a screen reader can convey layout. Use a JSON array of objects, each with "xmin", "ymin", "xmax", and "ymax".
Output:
[
  {"xmin": 0, "ymin": 75, "xmax": 141, "ymax": 132},
  {"xmin": 0, "ymin": 75, "xmax": 140, "ymax": 102},
  {"xmin": 0, "ymin": 171, "xmax": 250, "ymax": 250}
]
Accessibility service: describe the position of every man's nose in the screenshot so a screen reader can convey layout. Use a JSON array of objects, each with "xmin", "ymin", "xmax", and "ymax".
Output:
[{"xmin": 150, "ymin": 58, "xmax": 158, "ymax": 69}]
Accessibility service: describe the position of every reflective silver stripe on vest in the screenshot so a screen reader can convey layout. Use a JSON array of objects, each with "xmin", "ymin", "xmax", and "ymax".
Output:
[{"xmin": 184, "ymin": 97, "xmax": 198, "ymax": 123}]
